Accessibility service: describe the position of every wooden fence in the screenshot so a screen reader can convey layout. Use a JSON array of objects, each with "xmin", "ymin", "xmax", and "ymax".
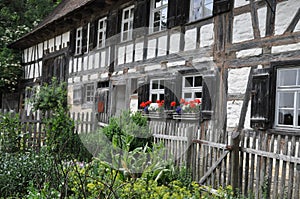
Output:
[{"xmin": 149, "ymin": 116, "xmax": 300, "ymax": 199}]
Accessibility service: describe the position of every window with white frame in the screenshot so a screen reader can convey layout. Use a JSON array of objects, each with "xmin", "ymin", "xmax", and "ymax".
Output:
[
  {"xmin": 121, "ymin": 6, "xmax": 134, "ymax": 42},
  {"xmin": 85, "ymin": 83, "xmax": 95, "ymax": 103},
  {"xmin": 275, "ymin": 67, "xmax": 300, "ymax": 128},
  {"xmin": 73, "ymin": 86, "xmax": 82, "ymax": 104},
  {"xmin": 182, "ymin": 75, "xmax": 202, "ymax": 101},
  {"xmin": 97, "ymin": 17, "xmax": 107, "ymax": 48},
  {"xmin": 150, "ymin": 79, "xmax": 165, "ymax": 102},
  {"xmin": 190, "ymin": 0, "xmax": 213, "ymax": 22},
  {"xmin": 75, "ymin": 27, "xmax": 83, "ymax": 55},
  {"xmin": 150, "ymin": 0, "xmax": 168, "ymax": 33}
]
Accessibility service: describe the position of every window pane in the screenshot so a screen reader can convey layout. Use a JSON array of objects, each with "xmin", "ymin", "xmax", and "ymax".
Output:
[
  {"xmin": 159, "ymin": 94, "xmax": 164, "ymax": 100},
  {"xmin": 124, "ymin": 10, "xmax": 129, "ymax": 19},
  {"xmin": 195, "ymin": 76, "xmax": 202, "ymax": 87},
  {"xmin": 152, "ymin": 94, "xmax": 157, "ymax": 102},
  {"xmin": 160, "ymin": 80, "xmax": 164, "ymax": 89},
  {"xmin": 184, "ymin": 93, "xmax": 192, "ymax": 98},
  {"xmin": 123, "ymin": 32, "xmax": 128, "ymax": 41},
  {"xmin": 195, "ymin": 92, "xmax": 202, "ymax": 98},
  {"xmin": 123, "ymin": 23, "xmax": 128, "ymax": 31},
  {"xmin": 152, "ymin": 80, "xmax": 158, "ymax": 89},
  {"xmin": 162, "ymin": 0, "xmax": 168, "ymax": 5},
  {"xmin": 204, "ymin": 2, "xmax": 213, "ymax": 17},
  {"xmin": 185, "ymin": 77, "xmax": 193, "ymax": 87},
  {"xmin": 278, "ymin": 92, "xmax": 294, "ymax": 108},
  {"xmin": 298, "ymin": 111, "xmax": 300, "ymax": 126},
  {"xmin": 155, "ymin": 0, "xmax": 162, "ymax": 8},
  {"xmin": 278, "ymin": 109, "xmax": 294, "ymax": 125},
  {"xmin": 278, "ymin": 69, "xmax": 297, "ymax": 86}
]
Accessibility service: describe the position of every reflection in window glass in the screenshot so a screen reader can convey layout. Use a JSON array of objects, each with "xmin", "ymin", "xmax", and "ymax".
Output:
[
  {"xmin": 278, "ymin": 92, "xmax": 294, "ymax": 108},
  {"xmin": 278, "ymin": 69, "xmax": 297, "ymax": 86},
  {"xmin": 190, "ymin": 0, "xmax": 213, "ymax": 22},
  {"xmin": 278, "ymin": 110, "xmax": 294, "ymax": 125},
  {"xmin": 150, "ymin": 0, "xmax": 168, "ymax": 33}
]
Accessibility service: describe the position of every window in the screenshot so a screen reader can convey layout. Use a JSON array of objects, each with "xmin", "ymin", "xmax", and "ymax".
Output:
[
  {"xmin": 190, "ymin": 0, "xmax": 213, "ymax": 22},
  {"xmin": 73, "ymin": 86, "xmax": 82, "ymax": 105},
  {"xmin": 275, "ymin": 67, "xmax": 300, "ymax": 128},
  {"xmin": 121, "ymin": 6, "xmax": 134, "ymax": 42},
  {"xmin": 85, "ymin": 83, "xmax": 95, "ymax": 103},
  {"xmin": 182, "ymin": 75, "xmax": 202, "ymax": 101},
  {"xmin": 75, "ymin": 27, "xmax": 83, "ymax": 55},
  {"xmin": 97, "ymin": 17, "xmax": 107, "ymax": 48},
  {"xmin": 150, "ymin": 79, "xmax": 165, "ymax": 102},
  {"xmin": 150, "ymin": 0, "xmax": 168, "ymax": 33}
]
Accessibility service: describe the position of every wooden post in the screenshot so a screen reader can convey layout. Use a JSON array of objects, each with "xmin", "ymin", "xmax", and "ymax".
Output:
[
  {"xmin": 186, "ymin": 127, "xmax": 193, "ymax": 170},
  {"xmin": 231, "ymin": 131, "xmax": 240, "ymax": 195}
]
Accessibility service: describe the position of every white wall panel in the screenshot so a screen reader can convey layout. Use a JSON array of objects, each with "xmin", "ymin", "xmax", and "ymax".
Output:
[
  {"xmin": 185, "ymin": 28, "xmax": 197, "ymax": 51},
  {"xmin": 126, "ymin": 44, "xmax": 134, "ymax": 63},
  {"xmin": 158, "ymin": 35, "xmax": 167, "ymax": 56},
  {"xmin": 147, "ymin": 39, "xmax": 156, "ymax": 59},
  {"xmin": 135, "ymin": 42, "xmax": 144, "ymax": 61}
]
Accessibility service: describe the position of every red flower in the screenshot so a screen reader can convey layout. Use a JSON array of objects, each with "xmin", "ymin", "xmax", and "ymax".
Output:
[
  {"xmin": 184, "ymin": 102, "xmax": 189, "ymax": 105},
  {"xmin": 140, "ymin": 102, "xmax": 146, "ymax": 108},
  {"xmin": 190, "ymin": 103, "xmax": 196, "ymax": 108},
  {"xmin": 158, "ymin": 102, "xmax": 164, "ymax": 108},
  {"xmin": 145, "ymin": 101, "xmax": 152, "ymax": 106},
  {"xmin": 180, "ymin": 98, "xmax": 185, "ymax": 104},
  {"xmin": 156, "ymin": 100, "xmax": 161, "ymax": 103},
  {"xmin": 161, "ymin": 100, "xmax": 165, "ymax": 104},
  {"xmin": 195, "ymin": 99, "xmax": 201, "ymax": 104},
  {"xmin": 171, "ymin": 101, "xmax": 176, "ymax": 107}
]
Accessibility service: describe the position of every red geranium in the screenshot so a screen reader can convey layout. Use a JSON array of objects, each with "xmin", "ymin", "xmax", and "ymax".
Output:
[
  {"xmin": 195, "ymin": 99, "xmax": 201, "ymax": 104},
  {"xmin": 156, "ymin": 100, "xmax": 161, "ymax": 103},
  {"xmin": 190, "ymin": 103, "xmax": 196, "ymax": 108},
  {"xmin": 140, "ymin": 102, "xmax": 146, "ymax": 108},
  {"xmin": 145, "ymin": 101, "xmax": 152, "ymax": 106},
  {"xmin": 180, "ymin": 98, "xmax": 185, "ymax": 104},
  {"xmin": 170, "ymin": 101, "xmax": 176, "ymax": 107}
]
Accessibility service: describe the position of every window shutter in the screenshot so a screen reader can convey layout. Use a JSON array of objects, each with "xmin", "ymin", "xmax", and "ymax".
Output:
[
  {"xmin": 250, "ymin": 68, "xmax": 272, "ymax": 130},
  {"xmin": 138, "ymin": 83, "xmax": 150, "ymax": 109},
  {"xmin": 176, "ymin": 0, "xmax": 190, "ymax": 25},
  {"xmin": 82, "ymin": 24, "xmax": 88, "ymax": 53},
  {"xmin": 167, "ymin": 0, "xmax": 177, "ymax": 28},
  {"xmin": 69, "ymin": 29, "xmax": 76, "ymax": 55},
  {"xmin": 106, "ymin": 10, "xmax": 118, "ymax": 42},
  {"xmin": 133, "ymin": 0, "xmax": 150, "ymax": 38},
  {"xmin": 213, "ymin": 0, "xmax": 232, "ymax": 15},
  {"xmin": 201, "ymin": 74, "xmax": 216, "ymax": 120},
  {"xmin": 164, "ymin": 76, "xmax": 181, "ymax": 110},
  {"xmin": 89, "ymin": 20, "xmax": 96, "ymax": 51}
]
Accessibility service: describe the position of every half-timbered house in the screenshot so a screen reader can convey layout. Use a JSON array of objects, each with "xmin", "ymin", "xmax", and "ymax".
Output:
[{"xmin": 8, "ymin": 0, "xmax": 300, "ymax": 197}]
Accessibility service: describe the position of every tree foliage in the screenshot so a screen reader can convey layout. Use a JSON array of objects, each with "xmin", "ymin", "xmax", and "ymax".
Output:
[{"xmin": 0, "ymin": 0, "xmax": 60, "ymax": 93}]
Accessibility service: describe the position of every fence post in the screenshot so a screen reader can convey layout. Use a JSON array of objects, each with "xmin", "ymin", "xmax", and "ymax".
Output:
[
  {"xmin": 231, "ymin": 131, "xmax": 240, "ymax": 195},
  {"xmin": 186, "ymin": 127, "xmax": 193, "ymax": 170}
]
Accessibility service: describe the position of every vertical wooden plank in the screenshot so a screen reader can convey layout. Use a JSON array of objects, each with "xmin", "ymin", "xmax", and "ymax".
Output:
[
  {"xmin": 186, "ymin": 127, "xmax": 193, "ymax": 169},
  {"xmin": 273, "ymin": 134, "xmax": 281, "ymax": 199},
  {"xmin": 287, "ymin": 136, "xmax": 296, "ymax": 199},
  {"xmin": 259, "ymin": 132, "xmax": 268, "ymax": 198},
  {"xmin": 279, "ymin": 135, "xmax": 289, "ymax": 199},
  {"xmin": 239, "ymin": 131, "xmax": 245, "ymax": 193},
  {"xmin": 249, "ymin": 131, "xmax": 257, "ymax": 197},
  {"xmin": 244, "ymin": 131, "xmax": 250, "ymax": 196},
  {"xmin": 295, "ymin": 137, "xmax": 300, "ymax": 199},
  {"xmin": 255, "ymin": 132, "xmax": 262, "ymax": 198},
  {"xmin": 266, "ymin": 134, "xmax": 275, "ymax": 199}
]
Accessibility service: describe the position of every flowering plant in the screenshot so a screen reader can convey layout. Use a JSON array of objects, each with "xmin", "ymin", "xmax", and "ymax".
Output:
[
  {"xmin": 140, "ymin": 100, "xmax": 152, "ymax": 113},
  {"xmin": 176, "ymin": 98, "xmax": 201, "ymax": 114}
]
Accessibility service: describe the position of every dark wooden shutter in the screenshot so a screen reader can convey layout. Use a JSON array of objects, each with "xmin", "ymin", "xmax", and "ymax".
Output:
[
  {"xmin": 250, "ymin": 68, "xmax": 272, "ymax": 130},
  {"xmin": 164, "ymin": 76, "xmax": 181, "ymax": 110},
  {"xmin": 133, "ymin": 0, "xmax": 150, "ymax": 38},
  {"xmin": 82, "ymin": 24, "xmax": 88, "ymax": 53},
  {"xmin": 106, "ymin": 10, "xmax": 118, "ymax": 42},
  {"xmin": 89, "ymin": 20, "xmax": 97, "ymax": 51},
  {"xmin": 167, "ymin": 0, "xmax": 190, "ymax": 29},
  {"xmin": 201, "ymin": 74, "xmax": 216, "ymax": 120},
  {"xmin": 138, "ymin": 83, "xmax": 150, "ymax": 109},
  {"xmin": 69, "ymin": 29, "xmax": 76, "ymax": 55},
  {"xmin": 213, "ymin": 0, "xmax": 232, "ymax": 15}
]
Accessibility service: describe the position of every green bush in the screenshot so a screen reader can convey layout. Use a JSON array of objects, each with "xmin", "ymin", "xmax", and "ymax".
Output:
[{"xmin": 0, "ymin": 150, "xmax": 59, "ymax": 198}]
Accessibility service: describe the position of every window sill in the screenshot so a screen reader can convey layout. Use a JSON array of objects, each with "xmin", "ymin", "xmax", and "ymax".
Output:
[
  {"xmin": 148, "ymin": 29, "xmax": 168, "ymax": 38},
  {"xmin": 268, "ymin": 127, "xmax": 300, "ymax": 135},
  {"xmin": 185, "ymin": 15, "xmax": 214, "ymax": 26}
]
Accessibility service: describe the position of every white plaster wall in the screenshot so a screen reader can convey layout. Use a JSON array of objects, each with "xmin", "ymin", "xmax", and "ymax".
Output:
[
  {"xmin": 170, "ymin": 33, "xmax": 180, "ymax": 53},
  {"xmin": 233, "ymin": 13, "xmax": 254, "ymax": 43},
  {"xmin": 295, "ymin": 20, "xmax": 300, "ymax": 32},
  {"xmin": 28, "ymin": 47, "xmax": 33, "ymax": 62},
  {"xmin": 126, "ymin": 44, "xmax": 133, "ymax": 63},
  {"xmin": 234, "ymin": 0, "xmax": 249, "ymax": 8},
  {"xmin": 43, "ymin": 41, "xmax": 48, "ymax": 52},
  {"xmin": 73, "ymin": 58, "xmax": 78, "ymax": 73},
  {"xmin": 158, "ymin": 35, "xmax": 167, "ymax": 56},
  {"xmin": 185, "ymin": 28, "xmax": 197, "ymax": 51},
  {"xmin": 38, "ymin": 61, "xmax": 42, "ymax": 77},
  {"xmin": 145, "ymin": 64, "xmax": 161, "ymax": 71},
  {"xmin": 74, "ymin": 76, "xmax": 80, "ymax": 83},
  {"xmin": 83, "ymin": 56, "xmax": 88, "ymax": 71},
  {"xmin": 275, "ymin": 0, "xmax": 300, "ymax": 35},
  {"xmin": 147, "ymin": 39, "xmax": 156, "ymax": 59},
  {"xmin": 94, "ymin": 52, "xmax": 100, "ymax": 69},
  {"xmin": 78, "ymin": 57, "xmax": 82, "ymax": 72},
  {"xmin": 62, "ymin": 32, "xmax": 70, "ymax": 48},
  {"xmin": 135, "ymin": 42, "xmax": 144, "ymax": 61},
  {"xmin": 118, "ymin": 46, "xmax": 125, "ymax": 65},
  {"xmin": 271, "ymin": 42, "xmax": 300, "ymax": 54},
  {"xmin": 69, "ymin": 59, "xmax": 73, "ymax": 74},
  {"xmin": 88, "ymin": 54, "xmax": 94, "ymax": 70},
  {"xmin": 236, "ymin": 48, "xmax": 262, "ymax": 58},
  {"xmin": 49, "ymin": 38, "xmax": 55, "ymax": 53},
  {"xmin": 29, "ymin": 64, "xmax": 34, "ymax": 78},
  {"xmin": 228, "ymin": 67, "xmax": 250, "ymax": 95},
  {"xmin": 257, "ymin": 7, "xmax": 267, "ymax": 37},
  {"xmin": 55, "ymin": 35, "xmax": 61, "ymax": 51},
  {"xmin": 90, "ymin": 74, "xmax": 98, "ymax": 80},
  {"xmin": 200, "ymin": 23, "xmax": 214, "ymax": 47},
  {"xmin": 38, "ymin": 43, "xmax": 43, "ymax": 59},
  {"xmin": 24, "ymin": 49, "xmax": 28, "ymax": 63},
  {"xmin": 100, "ymin": 51, "xmax": 106, "ymax": 68},
  {"xmin": 227, "ymin": 100, "xmax": 251, "ymax": 129}
]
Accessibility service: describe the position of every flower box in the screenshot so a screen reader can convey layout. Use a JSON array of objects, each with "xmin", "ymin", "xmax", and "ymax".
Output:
[{"xmin": 173, "ymin": 112, "xmax": 200, "ymax": 120}]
